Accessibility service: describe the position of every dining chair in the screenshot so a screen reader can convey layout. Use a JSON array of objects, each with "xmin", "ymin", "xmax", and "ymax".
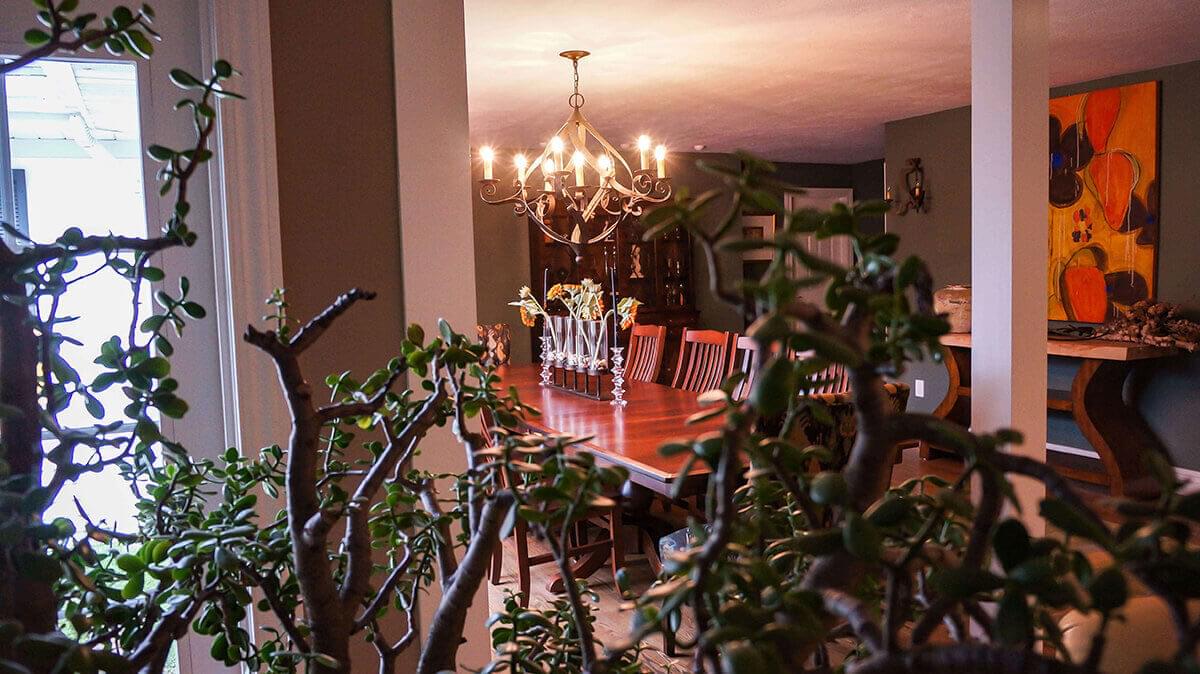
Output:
[
  {"xmin": 482, "ymin": 410, "xmax": 625, "ymax": 607},
  {"xmin": 625, "ymin": 323, "xmax": 667, "ymax": 383},
  {"xmin": 671, "ymin": 328, "xmax": 731, "ymax": 393},
  {"xmin": 727, "ymin": 334, "xmax": 762, "ymax": 401},
  {"xmin": 789, "ymin": 349, "xmax": 851, "ymax": 394}
]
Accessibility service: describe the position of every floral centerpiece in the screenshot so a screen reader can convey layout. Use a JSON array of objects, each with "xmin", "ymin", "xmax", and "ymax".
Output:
[{"xmin": 511, "ymin": 280, "xmax": 640, "ymax": 394}]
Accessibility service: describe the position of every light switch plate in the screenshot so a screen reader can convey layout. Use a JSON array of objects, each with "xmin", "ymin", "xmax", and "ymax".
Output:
[{"xmin": 914, "ymin": 379, "xmax": 925, "ymax": 398}]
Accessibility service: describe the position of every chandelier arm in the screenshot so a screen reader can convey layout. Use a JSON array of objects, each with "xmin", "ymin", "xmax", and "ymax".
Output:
[
  {"xmin": 478, "ymin": 180, "xmax": 527, "ymax": 205},
  {"xmin": 527, "ymin": 204, "xmax": 579, "ymax": 248}
]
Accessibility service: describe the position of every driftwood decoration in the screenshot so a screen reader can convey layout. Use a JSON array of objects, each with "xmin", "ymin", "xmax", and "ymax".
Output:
[{"xmin": 1102, "ymin": 299, "xmax": 1200, "ymax": 351}]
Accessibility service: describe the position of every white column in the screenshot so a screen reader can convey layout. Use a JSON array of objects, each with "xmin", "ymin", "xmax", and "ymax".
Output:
[
  {"xmin": 971, "ymin": 0, "xmax": 1049, "ymax": 526},
  {"xmin": 392, "ymin": 0, "xmax": 487, "ymax": 669}
]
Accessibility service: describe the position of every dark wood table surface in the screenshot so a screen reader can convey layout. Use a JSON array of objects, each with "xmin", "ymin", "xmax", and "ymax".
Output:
[{"xmin": 496, "ymin": 364, "xmax": 721, "ymax": 496}]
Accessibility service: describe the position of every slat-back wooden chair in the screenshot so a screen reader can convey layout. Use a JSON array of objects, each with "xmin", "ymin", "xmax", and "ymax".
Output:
[
  {"xmin": 809, "ymin": 362, "xmax": 851, "ymax": 394},
  {"xmin": 671, "ymin": 329, "xmax": 731, "ymax": 393},
  {"xmin": 482, "ymin": 409, "xmax": 625, "ymax": 607},
  {"xmin": 727, "ymin": 334, "xmax": 762, "ymax": 401},
  {"xmin": 789, "ymin": 349, "xmax": 851, "ymax": 394},
  {"xmin": 625, "ymin": 323, "xmax": 667, "ymax": 383}
]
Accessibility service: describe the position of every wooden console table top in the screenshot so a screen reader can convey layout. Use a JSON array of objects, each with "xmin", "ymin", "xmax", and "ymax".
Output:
[{"xmin": 939, "ymin": 333, "xmax": 1177, "ymax": 361}]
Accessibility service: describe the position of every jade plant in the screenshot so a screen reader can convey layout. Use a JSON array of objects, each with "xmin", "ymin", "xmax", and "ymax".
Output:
[
  {"xmin": 5, "ymin": 3, "xmax": 1200, "ymax": 674},
  {"xmin": 0, "ymin": 3, "xmax": 627, "ymax": 674}
]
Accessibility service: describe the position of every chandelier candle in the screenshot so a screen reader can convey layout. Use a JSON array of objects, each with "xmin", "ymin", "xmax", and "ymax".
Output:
[
  {"xmin": 477, "ymin": 50, "xmax": 671, "ymax": 262},
  {"xmin": 479, "ymin": 146, "xmax": 494, "ymax": 180}
]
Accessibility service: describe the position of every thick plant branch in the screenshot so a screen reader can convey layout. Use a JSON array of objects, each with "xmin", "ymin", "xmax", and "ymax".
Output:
[
  {"xmin": 242, "ymin": 565, "xmax": 311, "ymax": 652},
  {"xmin": 127, "ymin": 583, "xmax": 218, "ymax": 673},
  {"xmin": 245, "ymin": 289, "xmax": 384, "ymax": 673},
  {"xmin": 316, "ymin": 367, "xmax": 402, "ymax": 422},
  {"xmin": 7, "ymin": 234, "xmax": 181, "ymax": 271},
  {"xmin": 352, "ymin": 550, "xmax": 413, "ymax": 634},
  {"xmin": 417, "ymin": 491, "xmax": 515, "ymax": 674},
  {"xmin": 823, "ymin": 589, "xmax": 884, "ymax": 654},
  {"xmin": 339, "ymin": 387, "xmax": 445, "ymax": 611},
  {"xmin": 0, "ymin": 6, "xmax": 153, "ymax": 76},
  {"xmin": 447, "ymin": 372, "xmax": 485, "ymax": 536},
  {"xmin": 911, "ymin": 466, "xmax": 1003, "ymax": 645},
  {"xmin": 417, "ymin": 484, "xmax": 460, "ymax": 585},
  {"xmin": 290, "ymin": 288, "xmax": 377, "ymax": 353},
  {"xmin": 547, "ymin": 533, "xmax": 599, "ymax": 670},
  {"xmin": 351, "ymin": 388, "xmax": 446, "ymax": 507}
]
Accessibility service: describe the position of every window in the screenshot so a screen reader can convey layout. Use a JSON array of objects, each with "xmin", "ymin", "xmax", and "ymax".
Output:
[{"xmin": 1, "ymin": 58, "xmax": 149, "ymax": 531}]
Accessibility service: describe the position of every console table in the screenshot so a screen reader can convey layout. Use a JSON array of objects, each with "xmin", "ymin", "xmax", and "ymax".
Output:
[{"xmin": 923, "ymin": 333, "xmax": 1177, "ymax": 498}]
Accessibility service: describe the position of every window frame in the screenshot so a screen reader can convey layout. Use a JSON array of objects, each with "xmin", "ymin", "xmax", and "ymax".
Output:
[{"xmin": 0, "ymin": 0, "xmax": 285, "ymax": 664}]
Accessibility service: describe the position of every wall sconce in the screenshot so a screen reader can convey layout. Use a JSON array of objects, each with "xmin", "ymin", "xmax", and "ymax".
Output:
[{"xmin": 889, "ymin": 157, "xmax": 928, "ymax": 216}]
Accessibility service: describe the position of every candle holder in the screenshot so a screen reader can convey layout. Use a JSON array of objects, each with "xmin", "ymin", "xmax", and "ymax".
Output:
[
  {"xmin": 609, "ymin": 346, "xmax": 627, "ymax": 407},
  {"xmin": 539, "ymin": 335, "xmax": 554, "ymax": 387}
]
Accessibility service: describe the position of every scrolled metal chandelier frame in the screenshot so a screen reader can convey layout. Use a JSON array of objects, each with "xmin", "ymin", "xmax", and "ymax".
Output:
[{"xmin": 477, "ymin": 50, "xmax": 672, "ymax": 262}]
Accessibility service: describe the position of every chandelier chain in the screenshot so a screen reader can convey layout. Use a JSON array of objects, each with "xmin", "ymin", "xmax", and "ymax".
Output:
[{"xmin": 569, "ymin": 57, "xmax": 584, "ymax": 110}]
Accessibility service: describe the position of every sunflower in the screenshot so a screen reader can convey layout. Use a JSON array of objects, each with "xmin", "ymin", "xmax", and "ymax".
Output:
[
  {"xmin": 617, "ymin": 297, "xmax": 642, "ymax": 330},
  {"xmin": 518, "ymin": 305, "xmax": 536, "ymax": 328}
]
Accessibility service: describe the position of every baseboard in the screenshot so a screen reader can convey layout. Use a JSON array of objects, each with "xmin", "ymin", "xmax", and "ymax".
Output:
[{"xmin": 1047, "ymin": 442, "xmax": 1200, "ymax": 494}]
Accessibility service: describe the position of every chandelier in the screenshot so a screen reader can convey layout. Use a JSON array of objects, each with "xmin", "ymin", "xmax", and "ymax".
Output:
[{"xmin": 477, "ymin": 50, "xmax": 672, "ymax": 262}]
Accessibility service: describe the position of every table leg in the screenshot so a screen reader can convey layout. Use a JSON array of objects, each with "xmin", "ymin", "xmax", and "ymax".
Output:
[
  {"xmin": 1071, "ymin": 358, "xmax": 1167, "ymax": 499},
  {"xmin": 546, "ymin": 543, "xmax": 612, "ymax": 594},
  {"xmin": 922, "ymin": 344, "xmax": 969, "ymax": 459}
]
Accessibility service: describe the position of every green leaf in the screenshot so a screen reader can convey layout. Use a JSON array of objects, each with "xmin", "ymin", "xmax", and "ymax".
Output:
[
  {"xmin": 842, "ymin": 512, "xmax": 882, "ymax": 562},
  {"xmin": 809, "ymin": 472, "xmax": 847, "ymax": 506},
  {"xmin": 1087, "ymin": 567, "xmax": 1128, "ymax": 613},
  {"xmin": 146, "ymin": 144, "xmax": 174, "ymax": 161},
  {"xmin": 929, "ymin": 566, "xmax": 1003, "ymax": 599},
  {"xmin": 23, "ymin": 29, "xmax": 51, "ymax": 46},
  {"xmin": 865, "ymin": 495, "xmax": 909, "ymax": 527},
  {"xmin": 157, "ymin": 396, "xmax": 188, "ymax": 419},
  {"xmin": 995, "ymin": 589, "xmax": 1031, "ymax": 645},
  {"xmin": 126, "ymin": 29, "xmax": 154, "ymax": 58},
  {"xmin": 791, "ymin": 528, "xmax": 844, "ymax": 556},
  {"xmin": 896, "ymin": 256, "xmax": 922, "ymax": 289},
  {"xmin": 116, "ymin": 554, "xmax": 145, "ymax": 574},
  {"xmin": 719, "ymin": 641, "xmax": 767, "ymax": 674},
  {"xmin": 168, "ymin": 68, "xmax": 201, "ymax": 88},
  {"xmin": 1039, "ymin": 498, "xmax": 1111, "ymax": 546},
  {"xmin": 992, "ymin": 519, "xmax": 1031, "ymax": 572},
  {"xmin": 749, "ymin": 356, "xmax": 795, "ymax": 417},
  {"xmin": 135, "ymin": 356, "xmax": 170, "ymax": 378}
]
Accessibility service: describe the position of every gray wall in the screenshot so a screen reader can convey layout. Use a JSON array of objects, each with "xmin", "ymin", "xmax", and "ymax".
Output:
[
  {"xmin": 471, "ymin": 153, "xmax": 533, "ymax": 364},
  {"xmin": 269, "ymin": 3, "xmax": 413, "ymax": 671},
  {"xmin": 884, "ymin": 59, "xmax": 1200, "ymax": 469}
]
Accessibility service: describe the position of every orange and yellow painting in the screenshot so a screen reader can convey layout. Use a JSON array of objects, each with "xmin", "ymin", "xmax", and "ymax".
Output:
[{"xmin": 1048, "ymin": 81, "xmax": 1159, "ymax": 322}]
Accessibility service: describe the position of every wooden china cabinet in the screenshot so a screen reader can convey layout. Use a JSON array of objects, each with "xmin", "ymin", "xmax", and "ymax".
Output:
[{"xmin": 527, "ymin": 213, "xmax": 698, "ymax": 384}]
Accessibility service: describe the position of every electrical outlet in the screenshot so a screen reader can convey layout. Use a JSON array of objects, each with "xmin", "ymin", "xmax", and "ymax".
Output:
[{"xmin": 914, "ymin": 379, "xmax": 925, "ymax": 398}]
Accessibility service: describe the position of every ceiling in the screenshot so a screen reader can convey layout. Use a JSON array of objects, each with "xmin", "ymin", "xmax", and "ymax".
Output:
[{"xmin": 464, "ymin": 0, "xmax": 1200, "ymax": 164}]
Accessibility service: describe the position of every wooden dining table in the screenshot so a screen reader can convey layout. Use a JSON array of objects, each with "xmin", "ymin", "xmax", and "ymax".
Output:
[{"xmin": 496, "ymin": 364, "xmax": 722, "ymax": 497}]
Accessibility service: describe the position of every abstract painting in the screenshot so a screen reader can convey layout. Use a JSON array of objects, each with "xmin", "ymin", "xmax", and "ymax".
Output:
[{"xmin": 1048, "ymin": 81, "xmax": 1159, "ymax": 322}]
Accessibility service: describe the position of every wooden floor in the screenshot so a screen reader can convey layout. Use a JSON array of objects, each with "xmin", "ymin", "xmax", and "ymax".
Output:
[{"xmin": 485, "ymin": 446, "xmax": 1112, "ymax": 672}]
